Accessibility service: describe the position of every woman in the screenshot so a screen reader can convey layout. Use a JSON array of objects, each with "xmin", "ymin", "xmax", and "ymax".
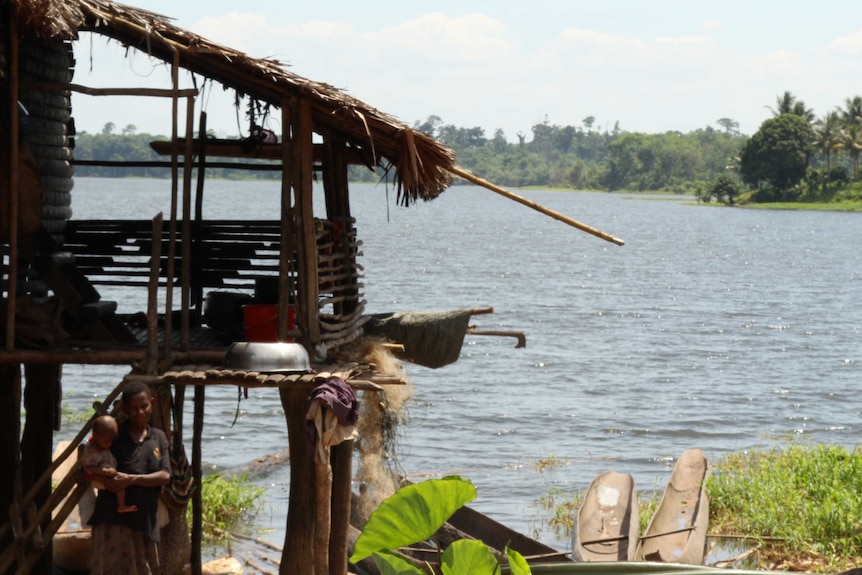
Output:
[{"xmin": 89, "ymin": 381, "xmax": 171, "ymax": 575}]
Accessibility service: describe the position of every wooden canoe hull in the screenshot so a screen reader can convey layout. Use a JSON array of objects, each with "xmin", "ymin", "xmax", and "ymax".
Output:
[
  {"xmin": 635, "ymin": 449, "xmax": 710, "ymax": 565},
  {"xmin": 573, "ymin": 470, "xmax": 639, "ymax": 562}
]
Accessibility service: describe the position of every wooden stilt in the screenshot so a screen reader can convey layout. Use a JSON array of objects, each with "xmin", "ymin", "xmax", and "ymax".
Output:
[
  {"xmin": 279, "ymin": 386, "xmax": 314, "ymax": 575},
  {"xmin": 190, "ymin": 384, "xmax": 204, "ymax": 575},
  {"xmin": 329, "ymin": 439, "xmax": 353, "ymax": 575},
  {"xmin": 314, "ymin": 445, "xmax": 332, "ymax": 575},
  {"xmin": 20, "ymin": 364, "xmax": 61, "ymax": 575}
]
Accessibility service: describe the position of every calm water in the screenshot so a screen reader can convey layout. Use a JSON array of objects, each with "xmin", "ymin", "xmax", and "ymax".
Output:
[{"xmin": 60, "ymin": 177, "xmax": 862, "ymax": 552}]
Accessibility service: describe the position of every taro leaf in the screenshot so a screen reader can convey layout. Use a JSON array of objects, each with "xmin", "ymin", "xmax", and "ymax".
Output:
[
  {"xmin": 441, "ymin": 539, "xmax": 499, "ymax": 575},
  {"xmin": 372, "ymin": 550, "xmax": 426, "ymax": 575},
  {"xmin": 350, "ymin": 476, "xmax": 477, "ymax": 563},
  {"xmin": 505, "ymin": 546, "xmax": 532, "ymax": 575}
]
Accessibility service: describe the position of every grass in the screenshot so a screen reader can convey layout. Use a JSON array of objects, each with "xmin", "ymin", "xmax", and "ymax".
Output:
[
  {"xmin": 192, "ymin": 472, "xmax": 266, "ymax": 555},
  {"xmin": 709, "ymin": 442, "xmax": 862, "ymax": 571},
  {"xmin": 536, "ymin": 443, "xmax": 862, "ymax": 572}
]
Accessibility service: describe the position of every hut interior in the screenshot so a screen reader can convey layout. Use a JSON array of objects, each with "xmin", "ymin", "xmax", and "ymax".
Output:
[{"xmin": 0, "ymin": 1, "xmax": 622, "ymax": 574}]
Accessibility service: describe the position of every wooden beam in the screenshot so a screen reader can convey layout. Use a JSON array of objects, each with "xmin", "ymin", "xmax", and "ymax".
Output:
[
  {"xmin": 150, "ymin": 140, "xmax": 369, "ymax": 164},
  {"xmin": 21, "ymin": 80, "xmax": 197, "ymax": 98}
]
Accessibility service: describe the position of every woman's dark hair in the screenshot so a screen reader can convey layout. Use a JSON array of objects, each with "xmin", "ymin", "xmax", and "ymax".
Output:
[{"xmin": 122, "ymin": 381, "xmax": 152, "ymax": 406}]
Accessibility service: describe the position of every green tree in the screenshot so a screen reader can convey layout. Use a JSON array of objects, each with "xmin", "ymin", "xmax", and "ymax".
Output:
[
  {"xmin": 841, "ymin": 120, "xmax": 862, "ymax": 181},
  {"xmin": 739, "ymin": 114, "xmax": 814, "ymax": 199},
  {"xmin": 707, "ymin": 174, "xmax": 740, "ymax": 205},
  {"xmin": 716, "ymin": 118, "xmax": 740, "ymax": 135},
  {"xmin": 813, "ymin": 111, "xmax": 843, "ymax": 174},
  {"xmin": 102, "ymin": 121, "xmax": 115, "ymax": 135}
]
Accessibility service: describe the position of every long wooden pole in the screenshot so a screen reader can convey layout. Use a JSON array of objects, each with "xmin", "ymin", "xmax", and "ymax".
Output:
[
  {"xmin": 5, "ymin": 8, "xmax": 19, "ymax": 351},
  {"xmin": 163, "ymin": 51, "xmax": 180, "ymax": 360},
  {"xmin": 449, "ymin": 165, "xmax": 625, "ymax": 246},
  {"xmin": 180, "ymin": 95, "xmax": 194, "ymax": 350}
]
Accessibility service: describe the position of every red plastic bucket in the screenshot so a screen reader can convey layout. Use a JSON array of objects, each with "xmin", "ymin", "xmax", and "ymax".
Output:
[{"xmin": 242, "ymin": 304, "xmax": 296, "ymax": 342}]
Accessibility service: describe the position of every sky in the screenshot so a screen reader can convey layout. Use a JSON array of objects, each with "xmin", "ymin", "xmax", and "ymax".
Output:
[{"xmin": 70, "ymin": 0, "xmax": 862, "ymax": 142}]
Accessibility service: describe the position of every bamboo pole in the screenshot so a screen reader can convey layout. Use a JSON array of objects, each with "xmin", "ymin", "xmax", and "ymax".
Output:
[
  {"xmin": 181, "ymin": 95, "xmax": 195, "ymax": 350},
  {"xmin": 449, "ymin": 165, "xmax": 625, "ymax": 246},
  {"xmin": 20, "ymin": 81, "xmax": 197, "ymax": 98}
]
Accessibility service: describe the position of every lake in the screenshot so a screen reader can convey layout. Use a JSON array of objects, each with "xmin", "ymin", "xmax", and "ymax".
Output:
[{"xmin": 59, "ymin": 177, "xmax": 862, "ymax": 553}]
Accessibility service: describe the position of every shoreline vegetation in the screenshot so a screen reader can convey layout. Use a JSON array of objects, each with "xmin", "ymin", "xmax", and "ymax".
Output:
[
  {"xmin": 536, "ymin": 441, "xmax": 862, "ymax": 573},
  {"xmin": 72, "ymin": 90, "xmax": 862, "ymax": 213}
]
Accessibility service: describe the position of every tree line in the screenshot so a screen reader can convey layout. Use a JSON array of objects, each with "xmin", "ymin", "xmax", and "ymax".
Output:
[{"xmin": 72, "ymin": 93, "xmax": 862, "ymax": 207}]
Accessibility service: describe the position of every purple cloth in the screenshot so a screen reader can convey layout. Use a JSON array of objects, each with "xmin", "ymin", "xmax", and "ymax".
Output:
[{"xmin": 304, "ymin": 377, "xmax": 359, "ymax": 458}]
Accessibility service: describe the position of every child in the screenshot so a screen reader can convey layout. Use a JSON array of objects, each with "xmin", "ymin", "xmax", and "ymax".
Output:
[{"xmin": 82, "ymin": 415, "xmax": 137, "ymax": 513}]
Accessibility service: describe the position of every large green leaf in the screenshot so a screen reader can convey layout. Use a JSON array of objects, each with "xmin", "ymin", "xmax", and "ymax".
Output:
[
  {"xmin": 505, "ymin": 547, "xmax": 532, "ymax": 575},
  {"xmin": 350, "ymin": 476, "xmax": 477, "ymax": 562},
  {"xmin": 372, "ymin": 550, "xmax": 427, "ymax": 575},
  {"xmin": 440, "ymin": 539, "xmax": 499, "ymax": 575}
]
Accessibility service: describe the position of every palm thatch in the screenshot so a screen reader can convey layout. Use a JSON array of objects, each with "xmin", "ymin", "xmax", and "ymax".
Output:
[{"xmin": 4, "ymin": 0, "xmax": 456, "ymax": 204}]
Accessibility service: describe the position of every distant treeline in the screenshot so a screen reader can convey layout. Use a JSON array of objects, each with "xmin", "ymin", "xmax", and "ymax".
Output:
[{"xmin": 72, "ymin": 119, "xmax": 747, "ymax": 193}]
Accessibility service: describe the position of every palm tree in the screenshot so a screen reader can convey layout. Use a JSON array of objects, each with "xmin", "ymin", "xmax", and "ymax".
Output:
[
  {"xmin": 813, "ymin": 111, "xmax": 843, "ymax": 174},
  {"xmin": 841, "ymin": 119, "xmax": 862, "ymax": 181},
  {"xmin": 767, "ymin": 91, "xmax": 815, "ymax": 123},
  {"xmin": 840, "ymin": 95, "xmax": 862, "ymax": 125}
]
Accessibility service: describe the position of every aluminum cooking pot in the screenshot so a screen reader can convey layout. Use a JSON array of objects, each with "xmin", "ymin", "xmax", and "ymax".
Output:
[{"xmin": 224, "ymin": 342, "xmax": 312, "ymax": 373}]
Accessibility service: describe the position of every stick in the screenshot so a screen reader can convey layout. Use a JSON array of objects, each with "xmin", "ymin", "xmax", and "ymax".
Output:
[{"xmin": 449, "ymin": 165, "xmax": 625, "ymax": 246}]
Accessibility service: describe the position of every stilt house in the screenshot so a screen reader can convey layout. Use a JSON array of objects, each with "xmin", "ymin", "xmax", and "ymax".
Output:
[
  {"xmin": 0, "ymin": 1, "xmax": 461, "ymax": 574},
  {"xmin": 1, "ymin": 2, "xmax": 621, "ymax": 574}
]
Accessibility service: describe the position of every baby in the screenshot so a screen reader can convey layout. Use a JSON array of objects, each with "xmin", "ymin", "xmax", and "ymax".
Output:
[{"xmin": 82, "ymin": 415, "xmax": 137, "ymax": 513}]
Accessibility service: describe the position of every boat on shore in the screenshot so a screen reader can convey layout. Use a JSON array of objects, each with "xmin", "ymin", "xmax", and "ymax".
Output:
[
  {"xmin": 635, "ymin": 449, "xmax": 710, "ymax": 565},
  {"xmin": 573, "ymin": 470, "xmax": 639, "ymax": 562}
]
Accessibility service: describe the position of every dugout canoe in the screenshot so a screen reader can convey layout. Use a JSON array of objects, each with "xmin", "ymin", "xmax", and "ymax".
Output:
[
  {"xmin": 573, "ymin": 470, "xmax": 638, "ymax": 562},
  {"xmin": 635, "ymin": 449, "xmax": 710, "ymax": 565}
]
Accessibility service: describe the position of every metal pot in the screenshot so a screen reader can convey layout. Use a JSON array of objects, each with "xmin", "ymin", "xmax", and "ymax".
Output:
[{"xmin": 224, "ymin": 342, "xmax": 312, "ymax": 373}]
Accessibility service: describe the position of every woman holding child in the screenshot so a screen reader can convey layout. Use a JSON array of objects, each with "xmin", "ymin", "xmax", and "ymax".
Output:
[{"xmin": 88, "ymin": 381, "xmax": 171, "ymax": 575}]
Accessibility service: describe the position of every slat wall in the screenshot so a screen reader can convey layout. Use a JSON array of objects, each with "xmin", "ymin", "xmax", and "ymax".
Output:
[{"xmin": 60, "ymin": 218, "xmax": 367, "ymax": 347}]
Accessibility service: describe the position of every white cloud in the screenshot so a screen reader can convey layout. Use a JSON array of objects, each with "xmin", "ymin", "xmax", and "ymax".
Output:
[{"xmin": 827, "ymin": 28, "xmax": 862, "ymax": 55}]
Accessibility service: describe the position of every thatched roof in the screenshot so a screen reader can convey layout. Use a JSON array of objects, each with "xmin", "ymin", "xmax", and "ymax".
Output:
[{"xmin": 6, "ymin": 0, "xmax": 456, "ymax": 204}]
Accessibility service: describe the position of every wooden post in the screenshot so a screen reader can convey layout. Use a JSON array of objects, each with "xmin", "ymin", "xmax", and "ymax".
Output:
[
  {"xmin": 314, "ymin": 446, "xmax": 332, "ymax": 575},
  {"xmin": 190, "ymin": 384, "xmax": 204, "ymax": 575},
  {"xmin": 147, "ymin": 214, "xmax": 164, "ymax": 375},
  {"xmin": 180, "ymin": 95, "xmax": 195, "ymax": 350},
  {"xmin": 0, "ymin": 364, "xmax": 21, "ymax": 569},
  {"xmin": 20, "ymin": 364, "xmax": 61, "ymax": 575},
  {"xmin": 278, "ymin": 98, "xmax": 293, "ymax": 342},
  {"xmin": 192, "ymin": 113, "xmax": 207, "ymax": 321},
  {"xmin": 163, "ymin": 52, "xmax": 181, "ymax": 360},
  {"xmin": 279, "ymin": 386, "xmax": 315, "ymax": 575},
  {"xmin": 321, "ymin": 134, "xmax": 356, "ymax": 318},
  {"xmin": 329, "ymin": 439, "xmax": 354, "ymax": 575},
  {"xmin": 4, "ymin": 5, "xmax": 19, "ymax": 351},
  {"xmin": 292, "ymin": 98, "xmax": 320, "ymax": 347}
]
